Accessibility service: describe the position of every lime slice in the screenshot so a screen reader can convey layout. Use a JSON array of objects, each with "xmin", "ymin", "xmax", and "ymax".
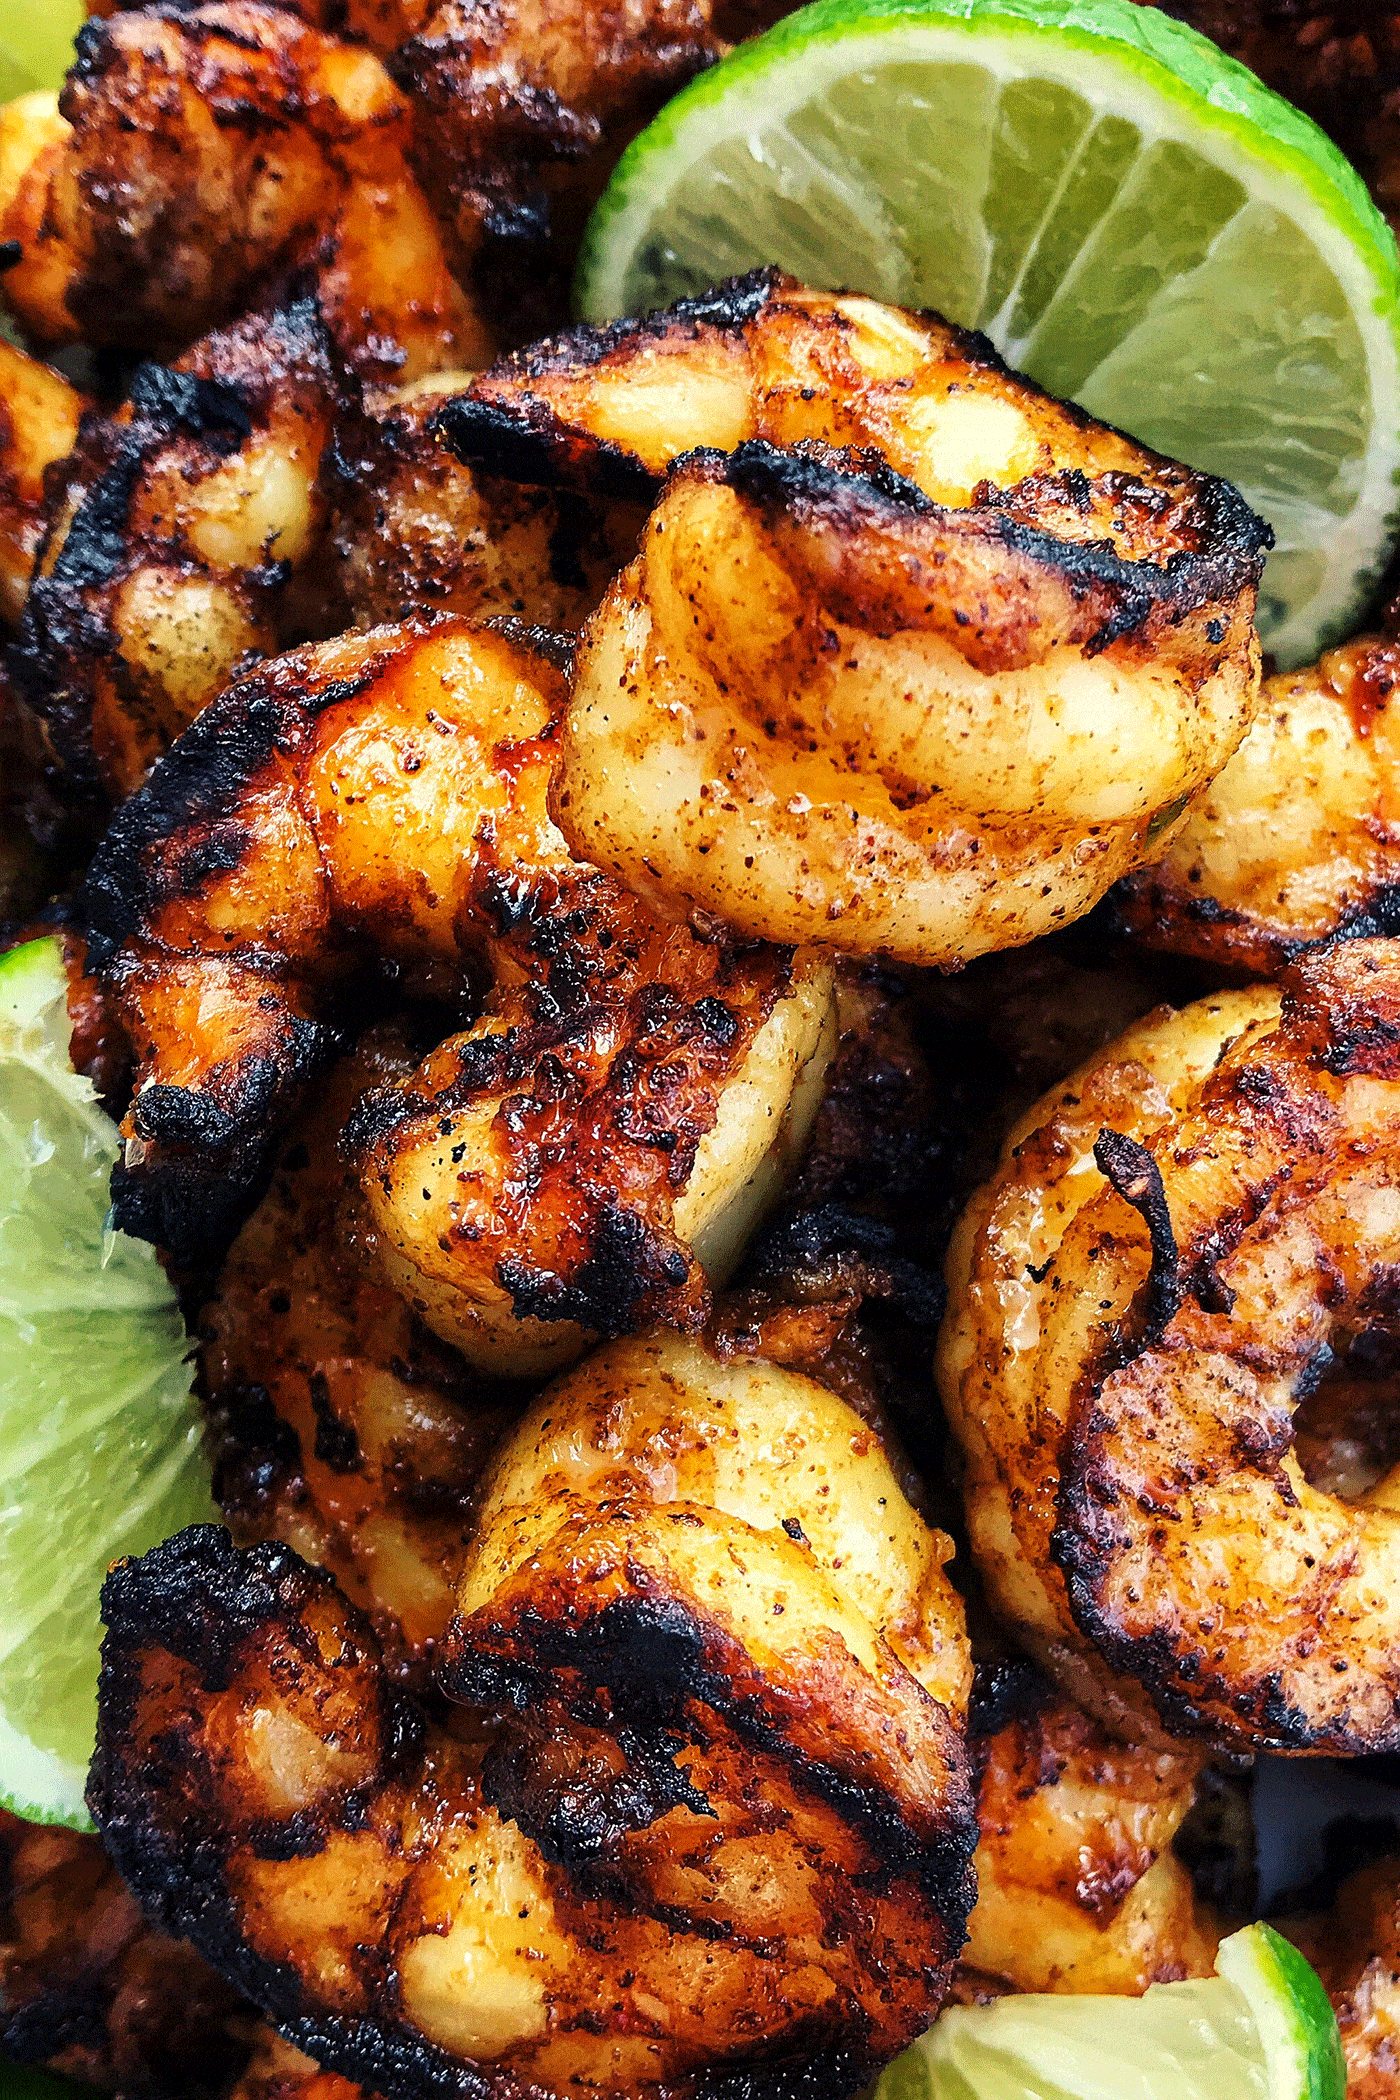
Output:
[
  {"xmin": 0, "ymin": 0, "xmax": 84, "ymax": 101},
  {"xmin": 868, "ymin": 1923, "xmax": 1344, "ymax": 2100},
  {"xmin": 0, "ymin": 937, "xmax": 216, "ymax": 1830},
  {"xmin": 575, "ymin": 0, "xmax": 1400, "ymax": 667}
]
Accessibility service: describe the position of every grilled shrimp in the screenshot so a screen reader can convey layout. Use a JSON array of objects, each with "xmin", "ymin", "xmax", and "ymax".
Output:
[
  {"xmin": 561, "ymin": 439, "xmax": 1264, "ymax": 963},
  {"xmin": 396, "ymin": 0, "xmax": 719, "ymax": 257},
  {"xmin": 435, "ymin": 275, "xmax": 1268, "ymax": 960},
  {"xmin": 939, "ymin": 935, "xmax": 1400, "ymax": 1756},
  {"xmin": 86, "ymin": 0, "xmax": 720, "ymax": 264},
  {"xmin": 11, "ymin": 301, "xmax": 349, "ymax": 830},
  {"xmin": 330, "ymin": 372, "xmax": 646, "ymax": 631},
  {"xmin": 963, "ymin": 1662, "xmax": 1223, "ymax": 1996},
  {"xmin": 436, "ymin": 269, "xmax": 1177, "ymax": 499},
  {"xmin": 0, "ymin": 3, "xmax": 486, "ymax": 382},
  {"xmin": 88, "ymin": 0, "xmax": 435, "ymax": 41},
  {"xmin": 81, "ymin": 616, "xmax": 834, "ymax": 1369},
  {"xmin": 201, "ymin": 1029, "xmax": 527, "ymax": 1657},
  {"xmin": 1114, "ymin": 635, "xmax": 1400, "ymax": 974},
  {"xmin": 90, "ymin": 1333, "xmax": 977, "ymax": 2099},
  {"xmin": 0, "ymin": 1807, "xmax": 250, "ymax": 2097},
  {"xmin": 1283, "ymin": 1838, "xmax": 1400, "ymax": 2099},
  {"xmin": 0, "ymin": 340, "xmax": 85, "ymax": 629}
]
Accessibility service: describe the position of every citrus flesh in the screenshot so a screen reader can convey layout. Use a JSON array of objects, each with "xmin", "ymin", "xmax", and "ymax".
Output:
[
  {"xmin": 0, "ymin": 0, "xmax": 84, "ymax": 101},
  {"xmin": 867, "ymin": 1924, "xmax": 1344, "ymax": 2100},
  {"xmin": 0, "ymin": 937, "xmax": 216, "ymax": 1829}
]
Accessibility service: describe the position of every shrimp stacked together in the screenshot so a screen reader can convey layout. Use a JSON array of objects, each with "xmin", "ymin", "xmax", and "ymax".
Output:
[{"xmin": 1, "ymin": 5, "xmax": 1398, "ymax": 2100}]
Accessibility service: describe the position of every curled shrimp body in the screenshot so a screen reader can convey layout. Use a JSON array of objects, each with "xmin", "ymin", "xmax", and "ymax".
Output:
[
  {"xmin": 90, "ymin": 1334, "xmax": 976, "ymax": 2099},
  {"xmin": 1114, "ymin": 636, "xmax": 1400, "ymax": 974},
  {"xmin": 81, "ymin": 616, "xmax": 834, "ymax": 1372},
  {"xmin": 436, "ymin": 274, "xmax": 1268, "ymax": 961},
  {"xmin": 558, "ymin": 441, "xmax": 1265, "ymax": 963},
  {"xmin": 0, "ymin": 340, "xmax": 85, "ymax": 629},
  {"xmin": 0, "ymin": 3, "xmax": 486, "ymax": 382},
  {"xmin": 12, "ymin": 300, "xmax": 349, "ymax": 828},
  {"xmin": 963, "ymin": 1662, "xmax": 1223, "ymax": 1997},
  {"xmin": 939, "ymin": 936, "xmax": 1400, "ymax": 1756}
]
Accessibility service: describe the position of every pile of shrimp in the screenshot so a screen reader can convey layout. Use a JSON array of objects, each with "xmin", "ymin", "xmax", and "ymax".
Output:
[{"xmin": 3, "ymin": 3, "xmax": 1400, "ymax": 2098}]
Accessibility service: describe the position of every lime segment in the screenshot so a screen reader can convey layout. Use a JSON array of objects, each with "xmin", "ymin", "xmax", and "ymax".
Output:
[
  {"xmin": 576, "ymin": 0, "xmax": 1400, "ymax": 667},
  {"xmin": 866, "ymin": 1924, "xmax": 1344, "ymax": 2100},
  {"xmin": 0, "ymin": 0, "xmax": 84, "ymax": 101},
  {"xmin": 0, "ymin": 937, "xmax": 216, "ymax": 1830}
]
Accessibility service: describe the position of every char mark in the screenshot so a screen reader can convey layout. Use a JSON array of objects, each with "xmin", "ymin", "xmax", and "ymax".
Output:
[
  {"xmin": 1093, "ymin": 1127, "xmax": 1182, "ymax": 1346},
  {"xmin": 496, "ymin": 1200, "xmax": 692, "ymax": 1337},
  {"xmin": 445, "ymin": 1589, "xmax": 978, "ymax": 1919},
  {"xmin": 431, "ymin": 395, "xmax": 659, "ymax": 502}
]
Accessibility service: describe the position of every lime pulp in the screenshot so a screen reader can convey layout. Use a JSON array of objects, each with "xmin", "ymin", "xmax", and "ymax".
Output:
[{"xmin": 0, "ymin": 937, "xmax": 216, "ymax": 1829}]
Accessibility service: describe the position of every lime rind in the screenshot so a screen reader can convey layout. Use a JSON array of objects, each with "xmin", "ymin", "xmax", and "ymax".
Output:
[
  {"xmin": 0, "ymin": 937, "xmax": 215, "ymax": 1832},
  {"xmin": 1218, "ymin": 1924, "xmax": 1347, "ymax": 2100},
  {"xmin": 576, "ymin": 0, "xmax": 1400, "ymax": 667},
  {"xmin": 864, "ymin": 1923, "xmax": 1343, "ymax": 2100}
]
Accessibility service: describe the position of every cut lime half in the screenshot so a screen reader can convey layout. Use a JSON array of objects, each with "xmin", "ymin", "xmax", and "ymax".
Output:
[
  {"xmin": 0, "ymin": 937, "xmax": 216, "ymax": 1830},
  {"xmin": 868, "ymin": 1923, "xmax": 1344, "ymax": 2100},
  {"xmin": 576, "ymin": 0, "xmax": 1400, "ymax": 668}
]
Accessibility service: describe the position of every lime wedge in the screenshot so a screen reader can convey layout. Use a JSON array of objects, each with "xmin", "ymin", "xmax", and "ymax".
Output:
[
  {"xmin": 0, "ymin": 0, "xmax": 84, "ymax": 101},
  {"xmin": 0, "ymin": 937, "xmax": 216, "ymax": 1830},
  {"xmin": 868, "ymin": 1924, "xmax": 1344, "ymax": 2100},
  {"xmin": 575, "ymin": 0, "xmax": 1400, "ymax": 667}
]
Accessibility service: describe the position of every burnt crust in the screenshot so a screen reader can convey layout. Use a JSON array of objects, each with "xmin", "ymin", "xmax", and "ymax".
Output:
[
  {"xmin": 80, "ymin": 633, "xmax": 399, "ymax": 973},
  {"xmin": 80, "ymin": 615, "xmax": 793, "ymax": 1332},
  {"xmin": 445, "ymin": 1577, "xmax": 978, "ymax": 1916},
  {"xmin": 700, "ymin": 441, "xmax": 1269, "ymax": 655},
  {"xmin": 92, "ymin": 1525, "xmax": 969, "ymax": 2100},
  {"xmin": 327, "ymin": 383, "xmax": 644, "ymax": 633},
  {"xmin": 1108, "ymin": 875, "xmax": 1400, "ymax": 977},
  {"xmin": 92, "ymin": 1528, "xmax": 490, "ymax": 2100},
  {"xmin": 13, "ymin": 297, "xmax": 345, "ymax": 832}
]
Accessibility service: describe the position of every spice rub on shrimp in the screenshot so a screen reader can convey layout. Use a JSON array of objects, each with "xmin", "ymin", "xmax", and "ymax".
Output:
[
  {"xmin": 559, "ymin": 440, "xmax": 1266, "ymax": 963},
  {"xmin": 91, "ymin": 1334, "xmax": 977, "ymax": 2099},
  {"xmin": 437, "ymin": 276, "xmax": 1267, "ymax": 961},
  {"xmin": 11, "ymin": 301, "xmax": 349, "ymax": 830},
  {"xmin": 201, "ymin": 1028, "xmax": 526, "ymax": 1659},
  {"xmin": 0, "ymin": 340, "xmax": 85, "ymax": 630},
  {"xmin": 329, "ymin": 372, "xmax": 646, "ymax": 632},
  {"xmin": 0, "ymin": 3, "xmax": 486, "ymax": 382},
  {"xmin": 962, "ymin": 1660, "xmax": 1224, "ymax": 1997},
  {"xmin": 81, "ymin": 616, "xmax": 835, "ymax": 1370},
  {"xmin": 1113, "ymin": 635, "xmax": 1400, "ymax": 975},
  {"xmin": 939, "ymin": 936, "xmax": 1400, "ymax": 1756},
  {"xmin": 435, "ymin": 269, "xmax": 1188, "ymax": 501}
]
